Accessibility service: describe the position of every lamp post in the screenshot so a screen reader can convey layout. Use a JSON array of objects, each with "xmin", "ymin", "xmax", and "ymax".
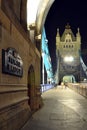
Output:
[{"xmin": 42, "ymin": 52, "xmax": 44, "ymax": 85}]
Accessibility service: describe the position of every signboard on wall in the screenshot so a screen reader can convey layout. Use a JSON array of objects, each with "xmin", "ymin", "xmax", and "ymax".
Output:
[{"xmin": 2, "ymin": 48, "xmax": 23, "ymax": 77}]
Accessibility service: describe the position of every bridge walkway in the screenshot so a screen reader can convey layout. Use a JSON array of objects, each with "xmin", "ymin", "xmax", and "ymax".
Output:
[{"xmin": 21, "ymin": 87, "xmax": 87, "ymax": 130}]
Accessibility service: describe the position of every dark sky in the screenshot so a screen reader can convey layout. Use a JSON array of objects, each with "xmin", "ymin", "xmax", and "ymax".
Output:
[{"xmin": 45, "ymin": 0, "xmax": 87, "ymax": 73}]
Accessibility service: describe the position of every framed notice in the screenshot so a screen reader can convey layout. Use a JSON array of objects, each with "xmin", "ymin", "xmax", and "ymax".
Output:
[{"xmin": 2, "ymin": 48, "xmax": 23, "ymax": 77}]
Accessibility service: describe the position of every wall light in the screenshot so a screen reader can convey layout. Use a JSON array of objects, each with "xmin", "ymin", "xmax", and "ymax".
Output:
[{"xmin": 64, "ymin": 56, "xmax": 74, "ymax": 62}]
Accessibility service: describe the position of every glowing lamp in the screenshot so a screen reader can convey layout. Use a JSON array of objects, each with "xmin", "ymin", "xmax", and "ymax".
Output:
[{"xmin": 64, "ymin": 56, "xmax": 74, "ymax": 62}]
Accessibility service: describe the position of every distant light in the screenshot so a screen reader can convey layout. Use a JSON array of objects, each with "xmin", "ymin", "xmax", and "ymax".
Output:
[
  {"xmin": 42, "ymin": 52, "xmax": 45, "ymax": 57},
  {"xmin": 64, "ymin": 56, "xmax": 74, "ymax": 62},
  {"xmin": 45, "ymin": 39, "xmax": 48, "ymax": 43}
]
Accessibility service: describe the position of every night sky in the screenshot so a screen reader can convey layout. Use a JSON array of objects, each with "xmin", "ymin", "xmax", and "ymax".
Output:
[{"xmin": 45, "ymin": 0, "xmax": 87, "ymax": 73}]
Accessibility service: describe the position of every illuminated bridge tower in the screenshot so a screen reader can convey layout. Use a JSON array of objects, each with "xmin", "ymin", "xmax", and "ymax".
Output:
[{"xmin": 56, "ymin": 24, "xmax": 81, "ymax": 83}]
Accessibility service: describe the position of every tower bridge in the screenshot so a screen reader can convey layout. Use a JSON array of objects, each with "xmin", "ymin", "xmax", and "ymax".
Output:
[
  {"xmin": 0, "ymin": 1, "xmax": 87, "ymax": 130},
  {"xmin": 56, "ymin": 24, "xmax": 87, "ymax": 84}
]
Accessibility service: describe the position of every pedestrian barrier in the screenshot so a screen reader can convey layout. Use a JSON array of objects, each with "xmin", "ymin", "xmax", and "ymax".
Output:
[
  {"xmin": 40, "ymin": 84, "xmax": 54, "ymax": 93},
  {"xmin": 67, "ymin": 83, "xmax": 87, "ymax": 98}
]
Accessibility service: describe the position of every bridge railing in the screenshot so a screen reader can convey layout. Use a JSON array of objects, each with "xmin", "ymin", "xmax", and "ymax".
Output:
[
  {"xmin": 40, "ymin": 84, "xmax": 54, "ymax": 93},
  {"xmin": 67, "ymin": 83, "xmax": 87, "ymax": 98}
]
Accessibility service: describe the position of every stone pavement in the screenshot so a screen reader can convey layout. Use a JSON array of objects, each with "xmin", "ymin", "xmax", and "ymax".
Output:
[{"xmin": 21, "ymin": 87, "xmax": 87, "ymax": 130}]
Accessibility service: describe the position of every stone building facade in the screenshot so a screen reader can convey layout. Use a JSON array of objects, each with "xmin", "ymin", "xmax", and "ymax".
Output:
[
  {"xmin": 56, "ymin": 24, "xmax": 81, "ymax": 83},
  {"xmin": 0, "ymin": 1, "xmax": 43, "ymax": 130}
]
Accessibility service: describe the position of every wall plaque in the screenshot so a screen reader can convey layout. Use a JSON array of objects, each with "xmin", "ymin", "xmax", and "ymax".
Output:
[{"xmin": 2, "ymin": 48, "xmax": 23, "ymax": 77}]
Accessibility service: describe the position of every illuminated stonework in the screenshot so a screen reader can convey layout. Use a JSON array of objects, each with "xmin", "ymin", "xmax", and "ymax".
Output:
[
  {"xmin": 56, "ymin": 24, "xmax": 81, "ymax": 82},
  {"xmin": 27, "ymin": 0, "xmax": 55, "ymax": 36}
]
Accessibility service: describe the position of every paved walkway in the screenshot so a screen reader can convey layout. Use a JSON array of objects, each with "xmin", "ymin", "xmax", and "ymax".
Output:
[{"xmin": 21, "ymin": 87, "xmax": 87, "ymax": 130}]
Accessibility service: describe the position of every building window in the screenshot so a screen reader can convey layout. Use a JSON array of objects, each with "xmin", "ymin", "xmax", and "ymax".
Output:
[
  {"xmin": 66, "ymin": 45, "xmax": 68, "ymax": 48},
  {"xmin": 66, "ymin": 39, "xmax": 68, "ymax": 42},
  {"xmin": 69, "ymin": 39, "xmax": 71, "ymax": 42}
]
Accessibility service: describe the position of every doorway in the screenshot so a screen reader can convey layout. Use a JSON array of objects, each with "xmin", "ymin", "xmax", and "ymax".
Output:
[{"xmin": 28, "ymin": 65, "xmax": 35, "ymax": 111}]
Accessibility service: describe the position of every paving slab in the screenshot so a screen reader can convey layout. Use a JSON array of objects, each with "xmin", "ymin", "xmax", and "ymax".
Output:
[{"xmin": 21, "ymin": 87, "xmax": 87, "ymax": 130}]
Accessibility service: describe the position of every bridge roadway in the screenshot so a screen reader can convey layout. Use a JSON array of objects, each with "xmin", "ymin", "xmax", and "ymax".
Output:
[{"xmin": 21, "ymin": 86, "xmax": 87, "ymax": 130}]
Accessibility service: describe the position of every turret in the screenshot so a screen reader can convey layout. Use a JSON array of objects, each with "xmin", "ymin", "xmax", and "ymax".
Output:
[
  {"xmin": 76, "ymin": 28, "xmax": 81, "ymax": 43},
  {"xmin": 56, "ymin": 28, "xmax": 60, "ymax": 49}
]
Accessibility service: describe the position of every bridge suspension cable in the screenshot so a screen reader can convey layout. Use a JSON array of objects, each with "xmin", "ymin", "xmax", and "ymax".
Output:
[{"xmin": 41, "ymin": 27, "xmax": 54, "ymax": 84}]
